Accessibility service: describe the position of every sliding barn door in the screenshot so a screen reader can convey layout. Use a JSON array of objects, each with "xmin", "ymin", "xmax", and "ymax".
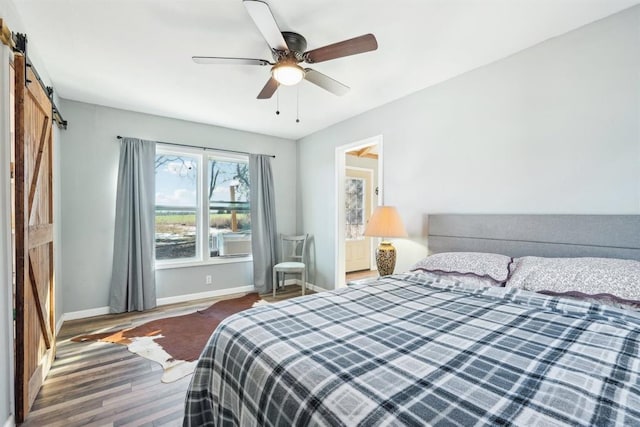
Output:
[{"xmin": 14, "ymin": 53, "xmax": 56, "ymax": 423}]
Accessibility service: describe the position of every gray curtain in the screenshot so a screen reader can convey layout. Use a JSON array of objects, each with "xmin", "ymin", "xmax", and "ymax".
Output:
[
  {"xmin": 109, "ymin": 138, "xmax": 156, "ymax": 313},
  {"xmin": 250, "ymin": 154, "xmax": 278, "ymax": 294}
]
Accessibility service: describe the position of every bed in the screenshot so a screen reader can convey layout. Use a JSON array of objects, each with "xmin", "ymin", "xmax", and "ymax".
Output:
[{"xmin": 184, "ymin": 214, "xmax": 640, "ymax": 426}]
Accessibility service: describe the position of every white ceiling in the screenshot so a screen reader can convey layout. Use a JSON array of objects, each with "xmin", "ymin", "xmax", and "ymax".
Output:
[{"xmin": 14, "ymin": 0, "xmax": 640, "ymax": 140}]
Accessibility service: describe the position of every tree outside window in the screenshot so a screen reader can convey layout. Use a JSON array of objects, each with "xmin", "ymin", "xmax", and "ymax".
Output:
[
  {"xmin": 154, "ymin": 147, "xmax": 251, "ymax": 263},
  {"xmin": 208, "ymin": 158, "xmax": 251, "ymax": 257},
  {"xmin": 155, "ymin": 153, "xmax": 198, "ymax": 260}
]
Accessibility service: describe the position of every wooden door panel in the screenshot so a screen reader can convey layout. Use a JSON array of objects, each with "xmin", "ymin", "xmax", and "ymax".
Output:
[{"xmin": 14, "ymin": 53, "xmax": 55, "ymax": 423}]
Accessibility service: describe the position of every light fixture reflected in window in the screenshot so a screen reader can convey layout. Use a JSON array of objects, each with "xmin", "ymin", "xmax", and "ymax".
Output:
[{"xmin": 272, "ymin": 62, "xmax": 305, "ymax": 86}]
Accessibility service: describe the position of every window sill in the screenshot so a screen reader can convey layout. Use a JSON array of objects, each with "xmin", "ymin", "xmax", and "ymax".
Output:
[{"xmin": 155, "ymin": 256, "xmax": 253, "ymax": 270}]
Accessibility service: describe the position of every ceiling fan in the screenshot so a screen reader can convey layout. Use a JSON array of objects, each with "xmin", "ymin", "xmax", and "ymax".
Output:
[{"xmin": 193, "ymin": 0, "xmax": 378, "ymax": 99}]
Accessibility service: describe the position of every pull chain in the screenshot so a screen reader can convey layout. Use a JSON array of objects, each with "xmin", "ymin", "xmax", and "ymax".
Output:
[
  {"xmin": 296, "ymin": 85, "xmax": 300, "ymax": 123},
  {"xmin": 275, "ymin": 85, "xmax": 280, "ymax": 115}
]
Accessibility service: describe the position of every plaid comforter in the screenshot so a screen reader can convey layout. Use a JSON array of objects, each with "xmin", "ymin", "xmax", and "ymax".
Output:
[{"xmin": 184, "ymin": 272, "xmax": 640, "ymax": 426}]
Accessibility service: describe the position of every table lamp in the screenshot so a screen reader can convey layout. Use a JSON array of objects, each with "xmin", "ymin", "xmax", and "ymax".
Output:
[{"xmin": 364, "ymin": 206, "xmax": 408, "ymax": 276}]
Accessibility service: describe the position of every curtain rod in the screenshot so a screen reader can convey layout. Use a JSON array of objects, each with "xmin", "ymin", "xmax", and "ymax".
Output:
[{"xmin": 116, "ymin": 136, "xmax": 275, "ymax": 158}]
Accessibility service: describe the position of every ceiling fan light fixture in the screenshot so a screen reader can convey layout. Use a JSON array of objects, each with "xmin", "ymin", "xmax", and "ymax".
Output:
[{"xmin": 272, "ymin": 62, "xmax": 305, "ymax": 86}]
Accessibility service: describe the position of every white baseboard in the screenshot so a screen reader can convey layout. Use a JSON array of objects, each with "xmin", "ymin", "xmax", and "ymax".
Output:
[
  {"xmin": 59, "ymin": 283, "xmax": 330, "ymax": 328},
  {"xmin": 61, "ymin": 285, "xmax": 257, "ymax": 323},
  {"xmin": 156, "ymin": 285, "xmax": 255, "ymax": 306},
  {"xmin": 62, "ymin": 306, "xmax": 111, "ymax": 322},
  {"xmin": 3, "ymin": 414, "xmax": 14, "ymax": 427},
  {"xmin": 55, "ymin": 315, "xmax": 65, "ymax": 335},
  {"xmin": 307, "ymin": 283, "xmax": 332, "ymax": 293},
  {"xmin": 282, "ymin": 278, "xmax": 331, "ymax": 293},
  {"xmin": 282, "ymin": 278, "xmax": 300, "ymax": 287}
]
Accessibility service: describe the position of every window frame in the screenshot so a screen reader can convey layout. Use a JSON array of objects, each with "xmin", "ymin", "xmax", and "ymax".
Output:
[{"xmin": 154, "ymin": 144, "xmax": 252, "ymax": 269}]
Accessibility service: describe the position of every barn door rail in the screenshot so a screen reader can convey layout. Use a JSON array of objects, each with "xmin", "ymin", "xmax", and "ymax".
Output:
[{"xmin": 12, "ymin": 32, "xmax": 67, "ymax": 130}]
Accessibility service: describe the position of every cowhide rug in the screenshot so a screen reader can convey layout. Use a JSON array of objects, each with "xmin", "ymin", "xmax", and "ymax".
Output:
[{"xmin": 72, "ymin": 292, "xmax": 265, "ymax": 383}]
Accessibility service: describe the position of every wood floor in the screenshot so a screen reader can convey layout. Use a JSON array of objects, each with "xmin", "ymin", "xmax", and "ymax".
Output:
[
  {"xmin": 346, "ymin": 269, "xmax": 378, "ymax": 281},
  {"xmin": 22, "ymin": 285, "xmax": 311, "ymax": 427}
]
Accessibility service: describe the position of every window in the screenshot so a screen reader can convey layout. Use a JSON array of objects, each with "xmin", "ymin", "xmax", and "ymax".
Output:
[
  {"xmin": 155, "ymin": 146, "xmax": 251, "ymax": 265},
  {"xmin": 345, "ymin": 177, "xmax": 365, "ymax": 240},
  {"xmin": 207, "ymin": 158, "xmax": 251, "ymax": 257}
]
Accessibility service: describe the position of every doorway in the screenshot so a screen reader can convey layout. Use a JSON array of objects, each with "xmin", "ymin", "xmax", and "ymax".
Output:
[
  {"xmin": 345, "ymin": 167, "xmax": 373, "ymax": 273},
  {"xmin": 335, "ymin": 135, "xmax": 382, "ymax": 288}
]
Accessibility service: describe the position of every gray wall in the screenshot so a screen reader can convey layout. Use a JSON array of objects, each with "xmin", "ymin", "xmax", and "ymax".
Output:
[
  {"xmin": 59, "ymin": 100, "xmax": 297, "ymax": 313},
  {"xmin": 297, "ymin": 6, "xmax": 640, "ymax": 289}
]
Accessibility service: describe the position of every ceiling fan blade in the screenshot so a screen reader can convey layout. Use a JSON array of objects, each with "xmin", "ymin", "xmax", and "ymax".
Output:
[
  {"xmin": 257, "ymin": 77, "xmax": 279, "ymax": 99},
  {"xmin": 243, "ymin": 0, "xmax": 288, "ymax": 51},
  {"xmin": 304, "ymin": 34, "xmax": 378, "ymax": 64},
  {"xmin": 192, "ymin": 56, "xmax": 271, "ymax": 66},
  {"xmin": 304, "ymin": 69, "xmax": 350, "ymax": 96}
]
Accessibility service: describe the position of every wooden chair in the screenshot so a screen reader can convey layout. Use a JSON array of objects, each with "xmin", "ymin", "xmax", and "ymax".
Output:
[{"xmin": 272, "ymin": 234, "xmax": 308, "ymax": 297}]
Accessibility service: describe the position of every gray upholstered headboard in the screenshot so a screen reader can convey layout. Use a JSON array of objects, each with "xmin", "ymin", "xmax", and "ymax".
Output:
[{"xmin": 427, "ymin": 214, "xmax": 640, "ymax": 260}]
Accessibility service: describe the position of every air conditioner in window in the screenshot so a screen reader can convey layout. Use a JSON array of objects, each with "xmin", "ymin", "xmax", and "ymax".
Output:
[{"xmin": 218, "ymin": 232, "xmax": 251, "ymax": 257}]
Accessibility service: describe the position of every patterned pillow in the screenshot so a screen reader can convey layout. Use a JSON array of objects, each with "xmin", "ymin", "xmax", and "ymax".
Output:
[
  {"xmin": 506, "ymin": 256, "xmax": 640, "ymax": 305},
  {"xmin": 410, "ymin": 252, "xmax": 512, "ymax": 285}
]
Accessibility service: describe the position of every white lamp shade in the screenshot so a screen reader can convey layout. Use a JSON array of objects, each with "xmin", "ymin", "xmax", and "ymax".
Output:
[
  {"xmin": 364, "ymin": 206, "xmax": 408, "ymax": 238},
  {"xmin": 272, "ymin": 63, "xmax": 305, "ymax": 86}
]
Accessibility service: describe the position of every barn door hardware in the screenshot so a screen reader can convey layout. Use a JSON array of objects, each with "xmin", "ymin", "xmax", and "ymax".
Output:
[{"xmin": 12, "ymin": 31, "xmax": 68, "ymax": 129}]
